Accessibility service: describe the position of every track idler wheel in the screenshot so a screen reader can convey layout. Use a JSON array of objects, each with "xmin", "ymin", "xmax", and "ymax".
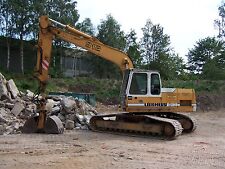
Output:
[
  {"xmin": 22, "ymin": 115, "xmax": 64, "ymax": 134},
  {"xmin": 164, "ymin": 124, "xmax": 175, "ymax": 137}
]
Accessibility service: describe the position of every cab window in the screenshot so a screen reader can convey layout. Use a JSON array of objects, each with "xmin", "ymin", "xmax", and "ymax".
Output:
[
  {"xmin": 129, "ymin": 73, "xmax": 147, "ymax": 95},
  {"xmin": 151, "ymin": 73, "xmax": 161, "ymax": 95}
]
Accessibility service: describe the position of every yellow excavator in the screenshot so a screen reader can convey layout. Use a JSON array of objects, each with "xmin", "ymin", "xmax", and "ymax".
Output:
[{"xmin": 22, "ymin": 16, "xmax": 196, "ymax": 139}]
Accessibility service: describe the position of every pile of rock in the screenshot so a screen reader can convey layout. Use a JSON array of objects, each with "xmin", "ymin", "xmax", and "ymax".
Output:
[
  {"xmin": 0, "ymin": 72, "xmax": 98, "ymax": 135},
  {"xmin": 46, "ymin": 96, "xmax": 98, "ymax": 130}
]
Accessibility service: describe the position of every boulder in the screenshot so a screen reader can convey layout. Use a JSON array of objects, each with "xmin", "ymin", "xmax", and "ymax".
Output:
[
  {"xmin": 7, "ymin": 79, "xmax": 19, "ymax": 99},
  {"xmin": 0, "ymin": 73, "xmax": 9, "ymax": 100},
  {"xmin": 5, "ymin": 103, "xmax": 14, "ymax": 109},
  {"xmin": 61, "ymin": 97, "xmax": 76, "ymax": 113},
  {"xmin": 58, "ymin": 113, "xmax": 66, "ymax": 123},
  {"xmin": 65, "ymin": 120, "xmax": 74, "ymax": 130},
  {"xmin": 26, "ymin": 90, "xmax": 34, "ymax": 98},
  {"xmin": 11, "ymin": 102, "xmax": 25, "ymax": 116},
  {"xmin": 0, "ymin": 114, "xmax": 7, "ymax": 123}
]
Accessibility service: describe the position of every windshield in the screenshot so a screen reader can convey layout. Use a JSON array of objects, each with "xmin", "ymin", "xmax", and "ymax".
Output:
[{"xmin": 129, "ymin": 73, "xmax": 147, "ymax": 95}]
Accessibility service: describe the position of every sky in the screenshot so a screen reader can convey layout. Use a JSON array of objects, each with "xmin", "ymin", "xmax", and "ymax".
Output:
[{"xmin": 76, "ymin": 0, "xmax": 223, "ymax": 59}]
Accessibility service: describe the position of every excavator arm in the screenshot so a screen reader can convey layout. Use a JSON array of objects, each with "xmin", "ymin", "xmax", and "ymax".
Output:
[{"xmin": 36, "ymin": 16, "xmax": 133, "ymax": 85}]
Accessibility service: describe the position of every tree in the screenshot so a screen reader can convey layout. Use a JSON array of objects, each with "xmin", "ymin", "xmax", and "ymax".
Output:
[
  {"xmin": 0, "ymin": 0, "xmax": 14, "ymax": 71},
  {"xmin": 187, "ymin": 37, "xmax": 225, "ymax": 79},
  {"xmin": 125, "ymin": 29, "xmax": 142, "ymax": 67},
  {"xmin": 44, "ymin": 0, "xmax": 79, "ymax": 73},
  {"xmin": 140, "ymin": 19, "xmax": 171, "ymax": 67},
  {"xmin": 4, "ymin": 0, "xmax": 36, "ymax": 74},
  {"xmin": 90, "ymin": 14, "xmax": 126, "ymax": 78},
  {"xmin": 0, "ymin": 0, "xmax": 79, "ymax": 74},
  {"xmin": 140, "ymin": 19, "xmax": 183, "ymax": 79},
  {"xmin": 215, "ymin": 2, "xmax": 225, "ymax": 39},
  {"xmin": 76, "ymin": 18, "xmax": 95, "ymax": 36}
]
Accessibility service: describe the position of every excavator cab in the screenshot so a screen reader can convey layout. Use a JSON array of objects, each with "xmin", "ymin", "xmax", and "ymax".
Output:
[
  {"xmin": 122, "ymin": 69, "xmax": 196, "ymax": 114},
  {"xmin": 120, "ymin": 69, "xmax": 162, "ymax": 111},
  {"xmin": 128, "ymin": 70, "xmax": 161, "ymax": 96}
]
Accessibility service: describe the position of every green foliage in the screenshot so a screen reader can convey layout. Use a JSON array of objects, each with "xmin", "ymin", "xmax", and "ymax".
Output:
[
  {"xmin": 97, "ymin": 14, "xmax": 126, "ymax": 50},
  {"xmin": 187, "ymin": 37, "xmax": 225, "ymax": 80},
  {"xmin": 143, "ymin": 53, "xmax": 185, "ymax": 80},
  {"xmin": 0, "ymin": 71, "xmax": 38, "ymax": 92},
  {"xmin": 48, "ymin": 77, "xmax": 121, "ymax": 104},
  {"xmin": 215, "ymin": 2, "xmax": 225, "ymax": 38},
  {"xmin": 140, "ymin": 19, "xmax": 185, "ymax": 80},
  {"xmin": 3, "ymin": 70, "xmax": 225, "ymax": 104},
  {"xmin": 125, "ymin": 29, "xmax": 142, "ymax": 67},
  {"xmin": 164, "ymin": 80, "xmax": 225, "ymax": 93},
  {"xmin": 0, "ymin": 0, "xmax": 80, "ymax": 74},
  {"xmin": 88, "ymin": 14, "xmax": 126, "ymax": 79},
  {"xmin": 76, "ymin": 18, "xmax": 95, "ymax": 36},
  {"xmin": 141, "ymin": 19, "xmax": 171, "ymax": 64}
]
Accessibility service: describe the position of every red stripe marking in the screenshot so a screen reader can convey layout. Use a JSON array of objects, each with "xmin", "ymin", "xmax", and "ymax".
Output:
[{"xmin": 42, "ymin": 60, "xmax": 49, "ymax": 70}]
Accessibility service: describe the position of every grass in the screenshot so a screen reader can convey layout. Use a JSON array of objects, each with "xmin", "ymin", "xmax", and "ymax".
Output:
[
  {"xmin": 163, "ymin": 80, "xmax": 225, "ymax": 93},
  {"xmin": 1, "ymin": 70, "xmax": 225, "ymax": 104}
]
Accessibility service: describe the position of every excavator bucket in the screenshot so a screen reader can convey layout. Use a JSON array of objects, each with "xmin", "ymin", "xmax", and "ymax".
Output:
[
  {"xmin": 22, "ymin": 115, "xmax": 64, "ymax": 134},
  {"xmin": 44, "ymin": 116, "xmax": 64, "ymax": 134}
]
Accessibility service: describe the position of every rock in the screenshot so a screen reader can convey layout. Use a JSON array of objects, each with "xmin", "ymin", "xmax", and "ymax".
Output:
[
  {"xmin": 7, "ymin": 79, "xmax": 19, "ymax": 99},
  {"xmin": 20, "ymin": 103, "xmax": 36, "ymax": 119},
  {"xmin": 58, "ymin": 113, "xmax": 66, "ymax": 122},
  {"xmin": 127, "ymin": 156, "xmax": 133, "ymax": 160},
  {"xmin": 11, "ymin": 102, "xmax": 25, "ymax": 116},
  {"xmin": 0, "ymin": 102, "xmax": 5, "ymax": 108},
  {"xmin": 0, "ymin": 94, "xmax": 11, "ymax": 102},
  {"xmin": 113, "ymin": 157, "xmax": 118, "ymax": 161},
  {"xmin": 78, "ymin": 99, "xmax": 98, "ymax": 115},
  {"xmin": 51, "ymin": 106, "xmax": 61, "ymax": 114},
  {"xmin": 76, "ymin": 114, "xmax": 85, "ymax": 124},
  {"xmin": 61, "ymin": 97, "xmax": 76, "ymax": 113},
  {"xmin": 5, "ymin": 103, "xmax": 14, "ymax": 109},
  {"xmin": 25, "ymin": 103, "xmax": 36, "ymax": 114},
  {"xmin": 0, "ymin": 114, "xmax": 7, "ymax": 123},
  {"xmin": 0, "ymin": 107, "xmax": 10, "ymax": 117},
  {"xmin": 5, "ymin": 125, "xmax": 14, "ymax": 135},
  {"xmin": 0, "ymin": 72, "xmax": 99, "ymax": 134},
  {"xmin": 75, "ymin": 122, "xmax": 81, "ymax": 128},
  {"xmin": 0, "ymin": 73, "xmax": 9, "ymax": 100},
  {"xmin": 80, "ymin": 125, "xmax": 88, "ymax": 130},
  {"xmin": 26, "ymin": 90, "xmax": 34, "ymax": 98},
  {"xmin": 46, "ymin": 99, "xmax": 55, "ymax": 113},
  {"xmin": 12, "ymin": 122, "xmax": 20, "ymax": 130},
  {"xmin": 83, "ymin": 115, "xmax": 92, "ymax": 124},
  {"xmin": 65, "ymin": 114, "xmax": 76, "ymax": 121},
  {"xmin": 65, "ymin": 120, "xmax": 74, "ymax": 130}
]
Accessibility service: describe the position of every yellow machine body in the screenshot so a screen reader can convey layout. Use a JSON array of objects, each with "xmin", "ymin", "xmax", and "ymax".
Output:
[{"xmin": 23, "ymin": 16, "xmax": 196, "ymax": 138}]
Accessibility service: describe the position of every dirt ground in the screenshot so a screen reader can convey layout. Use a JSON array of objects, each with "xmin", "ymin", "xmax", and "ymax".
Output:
[{"xmin": 1, "ymin": 109, "xmax": 225, "ymax": 169}]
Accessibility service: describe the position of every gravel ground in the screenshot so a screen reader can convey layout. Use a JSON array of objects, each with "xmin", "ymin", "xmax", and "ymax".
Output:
[{"xmin": 0, "ymin": 110, "xmax": 225, "ymax": 169}]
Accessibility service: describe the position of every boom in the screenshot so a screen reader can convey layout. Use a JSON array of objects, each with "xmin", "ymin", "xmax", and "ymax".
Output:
[{"xmin": 36, "ymin": 16, "xmax": 134, "ymax": 85}]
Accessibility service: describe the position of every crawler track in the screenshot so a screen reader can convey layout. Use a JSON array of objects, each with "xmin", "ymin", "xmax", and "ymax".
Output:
[
  {"xmin": 90, "ymin": 113, "xmax": 183, "ymax": 140},
  {"xmin": 138, "ymin": 112, "xmax": 197, "ymax": 133}
]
